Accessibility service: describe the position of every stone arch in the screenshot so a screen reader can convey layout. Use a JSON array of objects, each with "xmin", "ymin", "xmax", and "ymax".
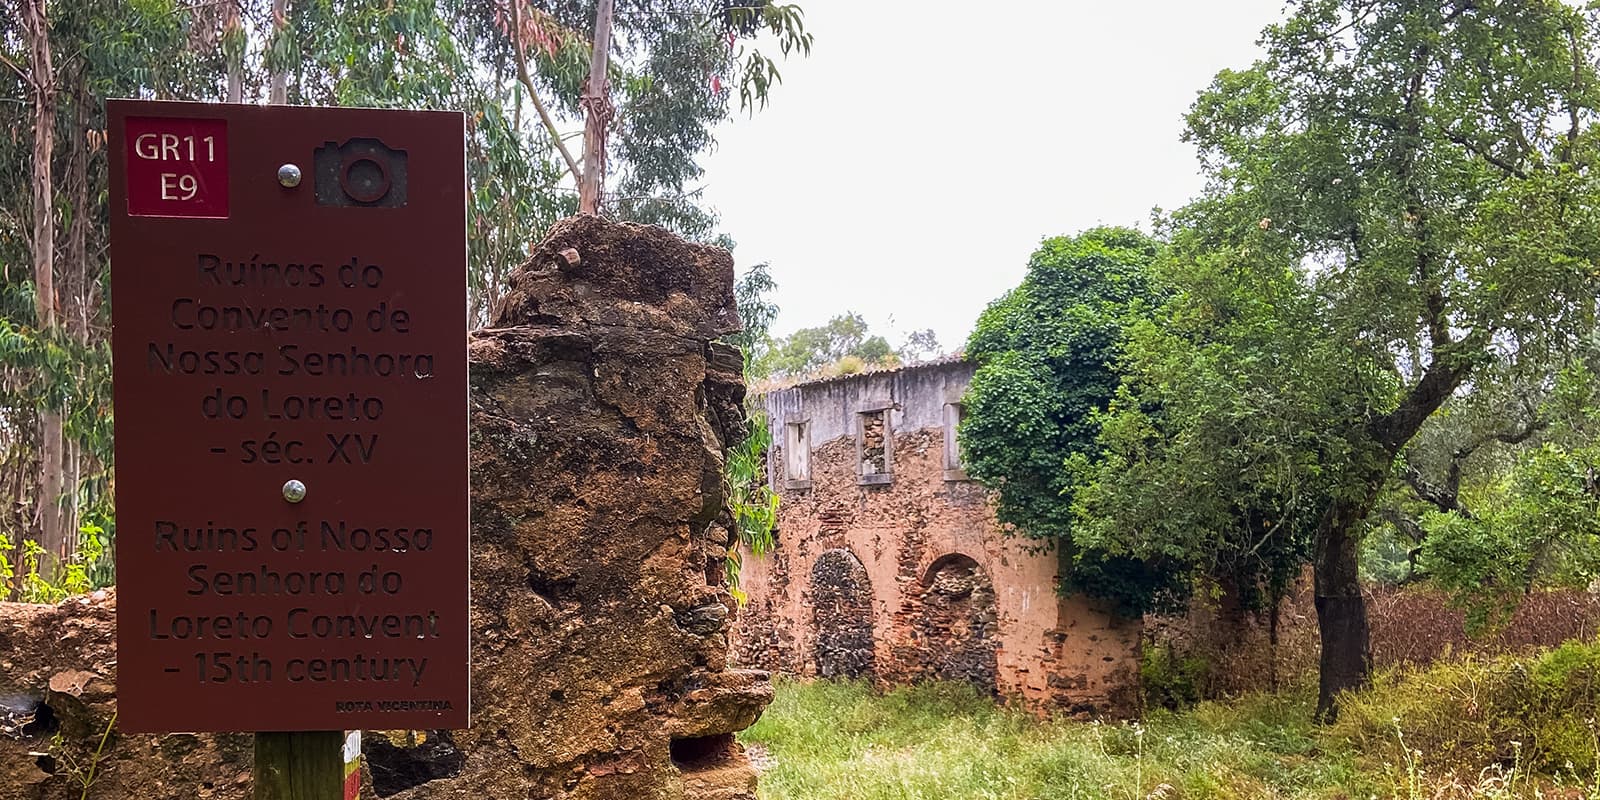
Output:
[
  {"xmin": 810, "ymin": 548, "xmax": 874, "ymax": 679},
  {"xmin": 914, "ymin": 553, "xmax": 999, "ymax": 692}
]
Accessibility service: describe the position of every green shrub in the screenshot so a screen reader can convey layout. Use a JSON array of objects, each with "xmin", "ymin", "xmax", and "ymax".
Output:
[
  {"xmin": 1141, "ymin": 642, "xmax": 1210, "ymax": 710},
  {"xmin": 1335, "ymin": 638, "xmax": 1600, "ymax": 779}
]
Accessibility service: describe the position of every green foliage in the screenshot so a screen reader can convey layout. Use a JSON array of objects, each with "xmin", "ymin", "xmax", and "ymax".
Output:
[
  {"xmin": 960, "ymin": 227, "xmax": 1185, "ymax": 615},
  {"xmin": 899, "ymin": 328, "xmax": 942, "ymax": 364},
  {"xmin": 0, "ymin": 522, "xmax": 106, "ymax": 604},
  {"xmin": 762, "ymin": 311, "xmax": 898, "ymax": 379},
  {"xmin": 1360, "ymin": 525, "xmax": 1417, "ymax": 586},
  {"xmin": 0, "ymin": 0, "xmax": 197, "ymax": 593},
  {"xmin": 725, "ymin": 407, "xmax": 778, "ymax": 601},
  {"xmin": 280, "ymin": 0, "xmax": 812, "ymax": 318},
  {"xmin": 1141, "ymin": 642, "xmax": 1211, "ymax": 711},
  {"xmin": 727, "ymin": 262, "xmax": 780, "ymax": 373},
  {"xmin": 1421, "ymin": 440, "xmax": 1600, "ymax": 632},
  {"xmin": 1336, "ymin": 639, "xmax": 1600, "ymax": 785},
  {"xmin": 1067, "ymin": 234, "xmax": 1356, "ymax": 616},
  {"xmin": 1405, "ymin": 356, "xmax": 1600, "ymax": 630},
  {"xmin": 723, "ymin": 259, "xmax": 780, "ymax": 598},
  {"xmin": 607, "ymin": 1, "xmax": 810, "ymax": 237}
]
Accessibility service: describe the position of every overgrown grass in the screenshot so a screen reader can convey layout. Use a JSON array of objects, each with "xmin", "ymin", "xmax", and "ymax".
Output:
[
  {"xmin": 745, "ymin": 642, "xmax": 1600, "ymax": 799},
  {"xmin": 1336, "ymin": 638, "xmax": 1600, "ymax": 793},
  {"xmin": 744, "ymin": 680, "xmax": 1367, "ymax": 799}
]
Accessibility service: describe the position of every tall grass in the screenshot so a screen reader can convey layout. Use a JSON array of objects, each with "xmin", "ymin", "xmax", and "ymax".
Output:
[
  {"xmin": 745, "ymin": 642, "xmax": 1600, "ymax": 800},
  {"xmin": 744, "ymin": 680, "xmax": 1368, "ymax": 800}
]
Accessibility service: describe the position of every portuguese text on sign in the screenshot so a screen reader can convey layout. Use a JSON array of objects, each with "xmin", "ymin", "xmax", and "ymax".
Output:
[{"xmin": 108, "ymin": 101, "xmax": 470, "ymax": 733}]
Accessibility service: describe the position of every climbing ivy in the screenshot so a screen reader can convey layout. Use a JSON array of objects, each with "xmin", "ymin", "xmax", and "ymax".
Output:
[{"xmin": 960, "ymin": 227, "xmax": 1189, "ymax": 616}]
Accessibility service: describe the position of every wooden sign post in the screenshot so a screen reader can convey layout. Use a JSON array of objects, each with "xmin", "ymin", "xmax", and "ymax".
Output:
[{"xmin": 107, "ymin": 101, "xmax": 470, "ymax": 799}]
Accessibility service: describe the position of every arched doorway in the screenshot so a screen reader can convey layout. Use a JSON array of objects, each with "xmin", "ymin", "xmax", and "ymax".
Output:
[
  {"xmin": 811, "ymin": 548, "xmax": 874, "ymax": 679},
  {"xmin": 915, "ymin": 554, "xmax": 998, "ymax": 692}
]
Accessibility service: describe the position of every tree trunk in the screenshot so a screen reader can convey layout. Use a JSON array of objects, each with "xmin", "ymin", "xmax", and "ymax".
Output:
[
  {"xmin": 61, "ymin": 75, "xmax": 89, "ymax": 563},
  {"xmin": 66, "ymin": 78, "xmax": 89, "ymax": 345},
  {"xmin": 24, "ymin": 0, "xmax": 67, "ymax": 579},
  {"xmin": 579, "ymin": 0, "xmax": 615, "ymax": 214},
  {"xmin": 1313, "ymin": 495, "xmax": 1373, "ymax": 722},
  {"xmin": 268, "ymin": 0, "xmax": 288, "ymax": 104},
  {"xmin": 225, "ymin": 0, "xmax": 243, "ymax": 103},
  {"xmin": 1312, "ymin": 370, "xmax": 1463, "ymax": 720},
  {"xmin": 1308, "ymin": 330, "xmax": 1475, "ymax": 721}
]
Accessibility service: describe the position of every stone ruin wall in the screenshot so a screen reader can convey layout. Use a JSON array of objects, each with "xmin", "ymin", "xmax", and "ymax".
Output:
[
  {"xmin": 0, "ymin": 217, "xmax": 771, "ymax": 800},
  {"xmin": 731, "ymin": 362, "xmax": 1141, "ymax": 716}
]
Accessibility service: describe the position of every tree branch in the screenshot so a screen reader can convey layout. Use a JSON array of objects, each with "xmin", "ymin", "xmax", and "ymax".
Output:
[
  {"xmin": 1245, "ymin": 487, "xmax": 1295, "ymax": 558},
  {"xmin": 1441, "ymin": 0, "xmax": 1477, "ymax": 25},
  {"xmin": 509, "ymin": 0, "xmax": 582, "ymax": 182},
  {"xmin": 1401, "ymin": 463, "xmax": 1469, "ymax": 517},
  {"xmin": 1565, "ymin": 21, "xmax": 1583, "ymax": 164},
  {"xmin": 1440, "ymin": 128, "xmax": 1529, "ymax": 179},
  {"xmin": 1372, "ymin": 339, "xmax": 1481, "ymax": 454},
  {"xmin": 0, "ymin": 53, "xmax": 29, "ymax": 85},
  {"xmin": 1401, "ymin": 413, "xmax": 1544, "ymax": 517},
  {"xmin": 1279, "ymin": 0, "xmax": 1380, "ymax": 50},
  {"xmin": 1379, "ymin": 507, "xmax": 1427, "ymax": 583},
  {"xmin": 1457, "ymin": 414, "xmax": 1547, "ymax": 458}
]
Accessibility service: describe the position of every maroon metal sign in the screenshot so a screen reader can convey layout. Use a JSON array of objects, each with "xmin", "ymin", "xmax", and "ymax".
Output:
[{"xmin": 108, "ymin": 101, "xmax": 469, "ymax": 732}]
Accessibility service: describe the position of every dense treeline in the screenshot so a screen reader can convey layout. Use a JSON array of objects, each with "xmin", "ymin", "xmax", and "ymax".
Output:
[{"xmin": 963, "ymin": 0, "xmax": 1600, "ymax": 720}]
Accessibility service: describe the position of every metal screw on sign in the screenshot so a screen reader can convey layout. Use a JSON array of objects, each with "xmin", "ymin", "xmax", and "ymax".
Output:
[
  {"xmin": 277, "ymin": 163, "xmax": 302, "ymax": 188},
  {"xmin": 282, "ymin": 479, "xmax": 307, "ymax": 503}
]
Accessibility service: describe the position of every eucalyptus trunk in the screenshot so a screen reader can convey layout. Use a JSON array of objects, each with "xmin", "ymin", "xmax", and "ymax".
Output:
[
  {"xmin": 225, "ymin": 0, "xmax": 243, "ymax": 103},
  {"xmin": 23, "ymin": 0, "xmax": 67, "ymax": 576},
  {"xmin": 268, "ymin": 0, "xmax": 288, "ymax": 103}
]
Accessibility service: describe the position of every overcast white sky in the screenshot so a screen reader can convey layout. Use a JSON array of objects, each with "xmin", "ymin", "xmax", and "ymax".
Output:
[{"xmin": 697, "ymin": 1, "xmax": 1290, "ymax": 352}]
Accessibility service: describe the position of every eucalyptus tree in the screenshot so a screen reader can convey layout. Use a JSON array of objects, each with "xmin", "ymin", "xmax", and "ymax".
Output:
[
  {"xmin": 1, "ymin": 0, "xmax": 217, "ymax": 590},
  {"xmin": 0, "ymin": 0, "xmax": 809, "ymax": 594},
  {"xmin": 271, "ymin": 0, "xmax": 810, "ymax": 322}
]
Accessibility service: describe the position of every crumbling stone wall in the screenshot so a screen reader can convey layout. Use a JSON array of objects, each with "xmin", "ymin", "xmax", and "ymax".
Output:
[
  {"xmin": 0, "ymin": 591, "xmax": 254, "ymax": 800},
  {"xmin": 733, "ymin": 362, "xmax": 1140, "ymax": 715},
  {"xmin": 859, "ymin": 412, "xmax": 888, "ymax": 476},
  {"xmin": 0, "ymin": 217, "xmax": 771, "ymax": 800},
  {"xmin": 809, "ymin": 549, "xmax": 874, "ymax": 679},
  {"xmin": 913, "ymin": 555, "xmax": 999, "ymax": 691}
]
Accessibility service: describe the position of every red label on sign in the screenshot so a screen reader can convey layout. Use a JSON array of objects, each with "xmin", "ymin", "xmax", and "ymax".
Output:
[{"xmin": 124, "ymin": 116, "xmax": 228, "ymax": 218}]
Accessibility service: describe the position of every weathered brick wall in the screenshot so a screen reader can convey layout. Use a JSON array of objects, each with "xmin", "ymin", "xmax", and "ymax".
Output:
[
  {"xmin": 913, "ymin": 555, "xmax": 999, "ymax": 688},
  {"xmin": 732, "ymin": 362, "xmax": 1140, "ymax": 715}
]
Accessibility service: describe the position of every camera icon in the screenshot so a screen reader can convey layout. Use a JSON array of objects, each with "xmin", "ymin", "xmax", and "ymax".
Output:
[{"xmin": 314, "ymin": 137, "xmax": 408, "ymax": 207}]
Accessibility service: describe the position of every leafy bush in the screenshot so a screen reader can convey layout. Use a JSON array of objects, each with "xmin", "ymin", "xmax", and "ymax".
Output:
[
  {"xmin": 1336, "ymin": 639, "xmax": 1600, "ymax": 780},
  {"xmin": 0, "ymin": 521, "xmax": 110, "ymax": 603},
  {"xmin": 1141, "ymin": 642, "xmax": 1210, "ymax": 710},
  {"xmin": 725, "ymin": 408, "xmax": 779, "ymax": 601},
  {"xmin": 1420, "ymin": 440, "xmax": 1600, "ymax": 634},
  {"xmin": 961, "ymin": 228, "xmax": 1194, "ymax": 617}
]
